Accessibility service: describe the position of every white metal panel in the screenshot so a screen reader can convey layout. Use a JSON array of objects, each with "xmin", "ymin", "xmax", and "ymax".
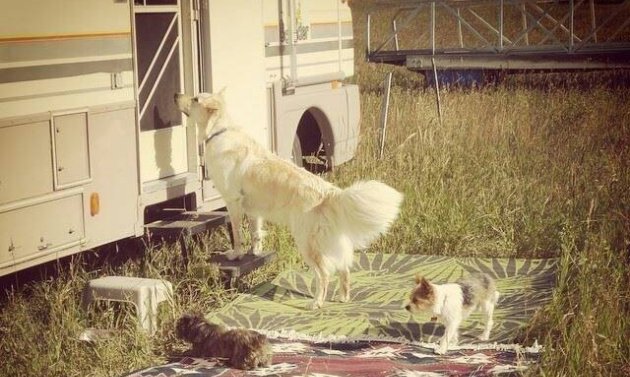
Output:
[
  {"xmin": 52, "ymin": 111, "xmax": 91, "ymax": 188},
  {"xmin": 83, "ymin": 107, "xmax": 142, "ymax": 245},
  {"xmin": 0, "ymin": 192, "xmax": 85, "ymax": 269},
  {"xmin": 308, "ymin": 0, "xmax": 352, "ymax": 23},
  {"xmin": 0, "ymin": 77, "xmax": 134, "ymax": 120},
  {"xmin": 206, "ymin": 0, "xmax": 268, "ymax": 146},
  {"xmin": 266, "ymin": 48, "xmax": 354, "ymax": 82},
  {"xmin": 262, "ymin": 0, "xmax": 351, "ymax": 26},
  {"xmin": 0, "ymin": 121, "xmax": 53, "ymax": 205},
  {"xmin": 1, "ymin": 0, "xmax": 130, "ymax": 38},
  {"xmin": 263, "ymin": 0, "xmax": 355, "ymax": 83},
  {"xmin": 0, "ymin": 1, "xmax": 134, "ymax": 118}
]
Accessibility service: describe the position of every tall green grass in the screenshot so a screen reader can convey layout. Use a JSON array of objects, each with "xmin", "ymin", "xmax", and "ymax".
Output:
[
  {"xmin": 348, "ymin": 80, "xmax": 629, "ymax": 376},
  {"xmin": 349, "ymin": 2, "xmax": 629, "ymax": 372}
]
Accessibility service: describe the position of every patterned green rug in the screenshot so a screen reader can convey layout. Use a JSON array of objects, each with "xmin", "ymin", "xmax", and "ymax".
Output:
[{"xmin": 208, "ymin": 253, "xmax": 557, "ymax": 347}]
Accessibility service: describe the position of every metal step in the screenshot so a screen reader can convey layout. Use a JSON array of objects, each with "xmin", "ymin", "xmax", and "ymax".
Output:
[
  {"xmin": 209, "ymin": 251, "xmax": 277, "ymax": 287},
  {"xmin": 145, "ymin": 210, "xmax": 231, "ymax": 238},
  {"xmin": 145, "ymin": 210, "xmax": 276, "ymax": 285},
  {"xmin": 144, "ymin": 210, "xmax": 232, "ymax": 267}
]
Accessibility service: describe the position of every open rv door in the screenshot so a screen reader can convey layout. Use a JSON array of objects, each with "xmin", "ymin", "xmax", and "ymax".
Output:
[
  {"xmin": 132, "ymin": 1, "xmax": 190, "ymax": 185},
  {"xmin": 131, "ymin": 0, "xmax": 223, "ymax": 210},
  {"xmin": 187, "ymin": 0, "xmax": 269, "ymax": 208}
]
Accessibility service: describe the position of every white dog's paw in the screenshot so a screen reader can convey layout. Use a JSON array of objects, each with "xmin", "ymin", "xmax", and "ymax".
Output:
[
  {"xmin": 339, "ymin": 293, "xmax": 350, "ymax": 303},
  {"xmin": 308, "ymin": 300, "xmax": 323, "ymax": 310},
  {"xmin": 478, "ymin": 334, "xmax": 490, "ymax": 341},
  {"xmin": 434, "ymin": 340, "xmax": 448, "ymax": 355},
  {"xmin": 434, "ymin": 346, "xmax": 448, "ymax": 355},
  {"xmin": 249, "ymin": 245, "xmax": 264, "ymax": 256},
  {"xmin": 224, "ymin": 250, "xmax": 245, "ymax": 261}
]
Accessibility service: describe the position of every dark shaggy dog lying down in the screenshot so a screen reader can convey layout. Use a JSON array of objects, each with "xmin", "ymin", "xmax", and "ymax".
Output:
[{"xmin": 175, "ymin": 313, "xmax": 272, "ymax": 370}]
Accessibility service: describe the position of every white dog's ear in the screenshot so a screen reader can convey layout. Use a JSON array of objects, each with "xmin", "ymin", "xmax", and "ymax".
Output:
[
  {"xmin": 415, "ymin": 273, "xmax": 422, "ymax": 285},
  {"xmin": 217, "ymin": 87, "xmax": 227, "ymax": 97},
  {"xmin": 199, "ymin": 95, "xmax": 223, "ymax": 111},
  {"xmin": 201, "ymin": 99, "xmax": 219, "ymax": 110}
]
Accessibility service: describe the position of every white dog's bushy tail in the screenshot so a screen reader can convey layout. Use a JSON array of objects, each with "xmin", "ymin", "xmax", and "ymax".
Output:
[{"xmin": 329, "ymin": 180, "xmax": 403, "ymax": 249}]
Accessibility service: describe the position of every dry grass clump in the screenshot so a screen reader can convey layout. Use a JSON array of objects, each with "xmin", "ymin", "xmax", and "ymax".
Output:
[{"xmin": 350, "ymin": 82, "xmax": 629, "ymax": 376}]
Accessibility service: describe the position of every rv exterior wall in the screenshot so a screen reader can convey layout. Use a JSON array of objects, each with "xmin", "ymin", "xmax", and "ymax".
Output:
[
  {"xmin": 205, "ymin": 0, "xmax": 269, "ymax": 147},
  {"xmin": 0, "ymin": 1, "xmax": 134, "ymax": 119},
  {"xmin": 271, "ymin": 81, "xmax": 360, "ymax": 166},
  {"xmin": 0, "ymin": 1, "xmax": 140, "ymax": 275},
  {"xmin": 263, "ymin": 0, "xmax": 360, "ymax": 169}
]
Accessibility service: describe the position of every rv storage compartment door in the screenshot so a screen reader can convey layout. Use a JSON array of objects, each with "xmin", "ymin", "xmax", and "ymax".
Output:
[
  {"xmin": 0, "ymin": 193, "xmax": 85, "ymax": 269},
  {"xmin": 0, "ymin": 121, "xmax": 53, "ymax": 205},
  {"xmin": 53, "ymin": 111, "xmax": 91, "ymax": 189}
]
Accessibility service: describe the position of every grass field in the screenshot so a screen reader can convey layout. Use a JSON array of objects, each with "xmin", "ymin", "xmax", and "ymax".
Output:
[{"xmin": 1, "ymin": 3, "xmax": 630, "ymax": 377}]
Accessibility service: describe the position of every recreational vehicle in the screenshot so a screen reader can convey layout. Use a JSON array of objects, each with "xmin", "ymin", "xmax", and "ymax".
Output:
[{"xmin": 0, "ymin": 0, "xmax": 360, "ymax": 276}]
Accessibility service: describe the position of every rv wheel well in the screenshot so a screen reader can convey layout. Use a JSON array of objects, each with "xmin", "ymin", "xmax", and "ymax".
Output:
[{"xmin": 294, "ymin": 108, "xmax": 333, "ymax": 174}]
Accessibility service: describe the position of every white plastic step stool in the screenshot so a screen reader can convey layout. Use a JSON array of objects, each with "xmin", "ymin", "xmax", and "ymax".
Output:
[{"xmin": 83, "ymin": 276, "xmax": 173, "ymax": 335}]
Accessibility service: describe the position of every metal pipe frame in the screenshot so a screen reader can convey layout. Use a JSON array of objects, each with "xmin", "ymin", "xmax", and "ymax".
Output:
[{"xmin": 367, "ymin": 0, "xmax": 630, "ymax": 71}]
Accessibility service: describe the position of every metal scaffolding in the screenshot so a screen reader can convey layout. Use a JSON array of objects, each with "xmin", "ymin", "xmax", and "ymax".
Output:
[{"xmin": 366, "ymin": 0, "xmax": 630, "ymax": 71}]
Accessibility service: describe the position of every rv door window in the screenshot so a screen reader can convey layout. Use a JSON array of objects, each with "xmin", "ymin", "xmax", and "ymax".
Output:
[{"xmin": 135, "ymin": 11, "xmax": 183, "ymax": 131}]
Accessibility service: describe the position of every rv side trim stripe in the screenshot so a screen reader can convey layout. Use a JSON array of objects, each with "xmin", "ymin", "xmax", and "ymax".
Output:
[
  {"xmin": 0, "ymin": 186, "xmax": 84, "ymax": 215},
  {"xmin": 0, "ymin": 84, "xmax": 134, "ymax": 104},
  {"xmin": 264, "ymin": 22, "xmax": 353, "ymax": 43},
  {"xmin": 0, "ymin": 32, "xmax": 130, "ymax": 44},
  {"xmin": 0, "ymin": 59, "xmax": 133, "ymax": 84},
  {"xmin": 0, "ymin": 100, "xmax": 136, "ymax": 128},
  {"xmin": 0, "ymin": 38, "xmax": 131, "ymax": 65},
  {"xmin": 265, "ymin": 39, "xmax": 354, "ymax": 58},
  {"xmin": 266, "ymin": 57, "xmax": 355, "ymax": 71}
]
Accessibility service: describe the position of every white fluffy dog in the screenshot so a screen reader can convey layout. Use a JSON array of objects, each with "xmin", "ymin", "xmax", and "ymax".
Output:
[{"xmin": 174, "ymin": 90, "xmax": 403, "ymax": 309}]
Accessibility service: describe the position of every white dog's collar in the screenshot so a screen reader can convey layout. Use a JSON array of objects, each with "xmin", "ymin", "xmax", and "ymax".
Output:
[{"xmin": 204, "ymin": 128, "xmax": 228, "ymax": 144}]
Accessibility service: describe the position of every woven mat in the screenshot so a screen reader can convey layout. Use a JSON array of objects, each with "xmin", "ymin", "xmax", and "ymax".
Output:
[
  {"xmin": 123, "ymin": 338, "xmax": 540, "ymax": 376},
  {"xmin": 209, "ymin": 253, "xmax": 557, "ymax": 345}
]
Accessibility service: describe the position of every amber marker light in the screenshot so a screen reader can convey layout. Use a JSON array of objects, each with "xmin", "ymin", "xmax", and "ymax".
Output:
[{"xmin": 90, "ymin": 193, "xmax": 100, "ymax": 216}]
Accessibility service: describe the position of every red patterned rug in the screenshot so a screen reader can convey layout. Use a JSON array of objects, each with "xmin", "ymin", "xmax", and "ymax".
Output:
[
  {"xmin": 123, "ymin": 253, "xmax": 551, "ymax": 376},
  {"xmin": 123, "ymin": 338, "xmax": 539, "ymax": 377}
]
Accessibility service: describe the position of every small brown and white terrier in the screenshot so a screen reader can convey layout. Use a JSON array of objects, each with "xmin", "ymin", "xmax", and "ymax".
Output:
[
  {"xmin": 175, "ymin": 313, "xmax": 272, "ymax": 370},
  {"xmin": 405, "ymin": 273, "xmax": 500, "ymax": 354}
]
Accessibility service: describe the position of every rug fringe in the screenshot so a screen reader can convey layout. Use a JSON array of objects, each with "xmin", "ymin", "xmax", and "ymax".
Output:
[{"xmin": 239, "ymin": 328, "xmax": 544, "ymax": 354}]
